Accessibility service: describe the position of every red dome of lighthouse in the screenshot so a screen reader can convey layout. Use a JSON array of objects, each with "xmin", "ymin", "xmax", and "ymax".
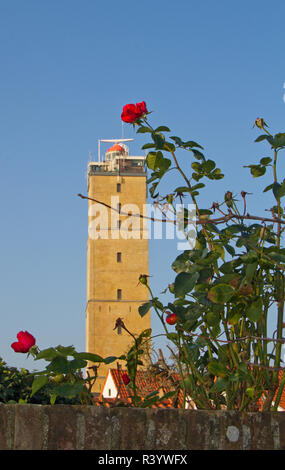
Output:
[{"xmin": 106, "ymin": 143, "xmax": 124, "ymax": 153}]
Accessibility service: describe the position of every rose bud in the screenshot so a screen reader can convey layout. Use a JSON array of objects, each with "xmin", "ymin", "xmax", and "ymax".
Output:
[
  {"xmin": 122, "ymin": 373, "xmax": 131, "ymax": 385},
  {"xmin": 254, "ymin": 117, "xmax": 268, "ymax": 129},
  {"xmin": 11, "ymin": 330, "xmax": 36, "ymax": 353},
  {"xmin": 139, "ymin": 274, "xmax": 148, "ymax": 285},
  {"xmin": 166, "ymin": 313, "xmax": 178, "ymax": 325}
]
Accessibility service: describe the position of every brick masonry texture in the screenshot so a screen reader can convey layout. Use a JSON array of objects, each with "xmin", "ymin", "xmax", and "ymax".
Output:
[{"xmin": 0, "ymin": 404, "xmax": 284, "ymax": 450}]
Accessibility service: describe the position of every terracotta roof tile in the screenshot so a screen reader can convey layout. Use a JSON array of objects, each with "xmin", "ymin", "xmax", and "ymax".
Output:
[{"xmin": 99, "ymin": 368, "xmax": 184, "ymax": 408}]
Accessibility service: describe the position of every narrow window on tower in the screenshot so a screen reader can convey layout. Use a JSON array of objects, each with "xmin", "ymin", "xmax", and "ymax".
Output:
[
  {"xmin": 117, "ymin": 203, "xmax": 121, "ymax": 213},
  {"xmin": 117, "ymin": 252, "xmax": 121, "ymax": 262},
  {"xmin": 117, "ymin": 324, "xmax": 122, "ymax": 335},
  {"xmin": 117, "ymin": 183, "xmax": 121, "ymax": 192},
  {"xmin": 117, "ymin": 289, "xmax": 122, "ymax": 300},
  {"xmin": 117, "ymin": 220, "xmax": 121, "ymax": 229}
]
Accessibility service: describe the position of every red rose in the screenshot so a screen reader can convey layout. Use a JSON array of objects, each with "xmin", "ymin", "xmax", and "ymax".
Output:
[
  {"xmin": 122, "ymin": 373, "xmax": 130, "ymax": 385},
  {"xmin": 135, "ymin": 101, "xmax": 147, "ymax": 116},
  {"xmin": 121, "ymin": 101, "xmax": 148, "ymax": 123},
  {"xmin": 11, "ymin": 330, "xmax": 36, "ymax": 353},
  {"xmin": 166, "ymin": 313, "xmax": 178, "ymax": 325},
  {"xmin": 121, "ymin": 103, "xmax": 139, "ymax": 123}
]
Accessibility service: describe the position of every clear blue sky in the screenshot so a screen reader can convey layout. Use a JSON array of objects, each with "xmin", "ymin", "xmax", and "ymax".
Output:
[{"xmin": 1, "ymin": 0, "xmax": 284, "ymax": 371}]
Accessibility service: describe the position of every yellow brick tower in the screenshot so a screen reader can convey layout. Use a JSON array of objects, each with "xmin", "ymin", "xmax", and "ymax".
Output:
[{"xmin": 85, "ymin": 139, "xmax": 150, "ymax": 393}]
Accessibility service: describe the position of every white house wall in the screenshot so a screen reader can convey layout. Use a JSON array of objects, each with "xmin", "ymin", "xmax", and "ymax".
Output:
[{"xmin": 102, "ymin": 370, "xmax": 118, "ymax": 398}]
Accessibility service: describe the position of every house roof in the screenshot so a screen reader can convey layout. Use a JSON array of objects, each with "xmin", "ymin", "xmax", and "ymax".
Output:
[
  {"xmin": 109, "ymin": 368, "xmax": 180, "ymax": 398},
  {"xmin": 97, "ymin": 368, "xmax": 285, "ymax": 410},
  {"xmin": 99, "ymin": 368, "xmax": 189, "ymax": 408}
]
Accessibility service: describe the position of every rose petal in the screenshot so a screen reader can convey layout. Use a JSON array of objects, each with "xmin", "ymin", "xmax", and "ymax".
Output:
[{"xmin": 11, "ymin": 341, "xmax": 28, "ymax": 353}]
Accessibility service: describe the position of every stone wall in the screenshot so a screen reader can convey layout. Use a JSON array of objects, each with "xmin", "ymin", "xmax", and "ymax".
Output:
[{"xmin": 0, "ymin": 404, "xmax": 284, "ymax": 450}]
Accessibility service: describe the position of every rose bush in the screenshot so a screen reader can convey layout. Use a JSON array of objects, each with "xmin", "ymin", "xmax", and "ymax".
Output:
[{"xmin": 121, "ymin": 101, "xmax": 285, "ymax": 411}]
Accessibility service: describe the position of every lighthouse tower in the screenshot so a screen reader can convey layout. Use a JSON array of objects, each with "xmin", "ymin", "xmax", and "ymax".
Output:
[{"xmin": 85, "ymin": 139, "xmax": 150, "ymax": 393}]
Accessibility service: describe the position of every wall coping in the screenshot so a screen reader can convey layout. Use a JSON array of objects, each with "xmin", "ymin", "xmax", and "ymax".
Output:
[{"xmin": 0, "ymin": 404, "xmax": 284, "ymax": 450}]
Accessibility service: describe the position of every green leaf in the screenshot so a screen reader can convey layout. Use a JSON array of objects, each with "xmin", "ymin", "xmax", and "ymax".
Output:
[
  {"xmin": 191, "ymin": 149, "xmax": 205, "ymax": 161},
  {"xmin": 208, "ymin": 360, "xmax": 228, "ymax": 378},
  {"xmin": 219, "ymin": 261, "xmax": 234, "ymax": 274},
  {"xmin": 137, "ymin": 126, "xmax": 151, "ymax": 133},
  {"xmin": 273, "ymin": 182, "xmax": 285, "ymax": 200},
  {"xmin": 35, "ymin": 346, "xmax": 76, "ymax": 361},
  {"xmin": 142, "ymin": 143, "xmax": 155, "ymax": 150},
  {"xmin": 267, "ymin": 251, "xmax": 285, "ymax": 263},
  {"xmin": 199, "ymin": 209, "xmax": 213, "ymax": 216},
  {"xmin": 227, "ymin": 303, "xmax": 244, "ymax": 325},
  {"xmin": 211, "ymin": 377, "xmax": 228, "ymax": 393},
  {"xmin": 73, "ymin": 352, "xmax": 105, "ymax": 362},
  {"xmin": 174, "ymin": 186, "xmax": 192, "ymax": 193},
  {"xmin": 209, "ymin": 168, "xmax": 224, "ymax": 180},
  {"xmin": 31, "ymin": 375, "xmax": 48, "ymax": 397},
  {"xmin": 225, "ymin": 244, "xmax": 235, "ymax": 256},
  {"xmin": 255, "ymin": 134, "xmax": 274, "ymax": 146},
  {"xmin": 245, "ymin": 262, "xmax": 258, "ymax": 282},
  {"xmin": 141, "ymin": 390, "xmax": 176, "ymax": 408},
  {"xmin": 164, "ymin": 141, "xmax": 176, "ymax": 152},
  {"xmin": 246, "ymin": 298, "xmax": 263, "ymax": 322},
  {"xmin": 35, "ymin": 347, "xmax": 61, "ymax": 361},
  {"xmin": 68, "ymin": 358, "xmax": 87, "ymax": 370},
  {"xmin": 104, "ymin": 356, "xmax": 118, "ymax": 364},
  {"xmin": 184, "ymin": 140, "xmax": 203, "ymax": 149},
  {"xmin": 207, "ymin": 284, "xmax": 235, "ymax": 304},
  {"xmin": 55, "ymin": 345, "xmax": 76, "ymax": 356},
  {"xmin": 273, "ymin": 133, "xmax": 285, "ymax": 149},
  {"xmin": 149, "ymin": 181, "xmax": 159, "ymax": 198},
  {"xmin": 192, "ymin": 183, "xmax": 205, "ymax": 190},
  {"xmin": 170, "ymin": 135, "xmax": 183, "ymax": 146},
  {"xmin": 146, "ymin": 151, "xmax": 171, "ymax": 173},
  {"xmin": 246, "ymin": 387, "xmax": 255, "ymax": 399},
  {"xmin": 138, "ymin": 302, "xmax": 152, "ymax": 317},
  {"xmin": 140, "ymin": 328, "xmax": 152, "ymax": 338},
  {"xmin": 206, "ymin": 311, "xmax": 220, "ymax": 327},
  {"xmin": 203, "ymin": 159, "xmax": 216, "ymax": 173},
  {"xmin": 263, "ymin": 183, "xmax": 274, "ymax": 193},
  {"xmin": 152, "ymin": 132, "xmax": 165, "ymax": 149},
  {"xmin": 146, "ymin": 151, "xmax": 163, "ymax": 170},
  {"xmin": 172, "ymin": 251, "xmax": 193, "ymax": 273},
  {"xmin": 50, "ymin": 394, "xmax": 57, "ymax": 405},
  {"xmin": 155, "ymin": 126, "xmax": 171, "ymax": 132},
  {"xmin": 260, "ymin": 157, "xmax": 272, "ymax": 165},
  {"xmin": 54, "ymin": 383, "xmax": 85, "ymax": 398},
  {"xmin": 47, "ymin": 356, "xmax": 71, "ymax": 374},
  {"xmin": 255, "ymin": 134, "xmax": 269, "ymax": 142},
  {"xmin": 250, "ymin": 165, "xmax": 266, "ymax": 177},
  {"xmin": 174, "ymin": 272, "xmax": 199, "ymax": 297}
]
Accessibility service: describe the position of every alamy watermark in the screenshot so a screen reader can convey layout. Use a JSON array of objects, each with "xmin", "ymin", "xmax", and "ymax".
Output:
[{"xmin": 88, "ymin": 197, "xmax": 196, "ymax": 250}]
